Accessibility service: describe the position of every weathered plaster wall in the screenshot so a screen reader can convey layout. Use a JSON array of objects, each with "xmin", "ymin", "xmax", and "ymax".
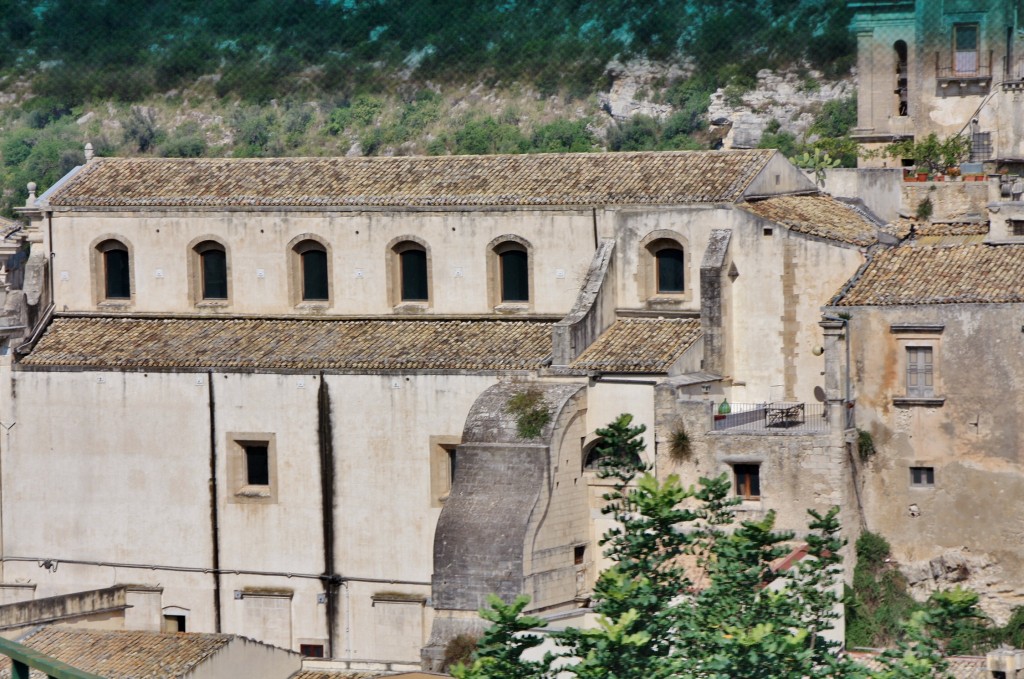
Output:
[
  {"xmin": 3, "ymin": 367, "xmax": 498, "ymax": 660},
  {"xmin": 824, "ymin": 169, "xmax": 903, "ymax": 223},
  {"xmin": 48, "ymin": 208, "xmax": 596, "ymax": 316},
  {"xmin": 901, "ymin": 180, "xmax": 991, "ymax": 220},
  {"xmin": 849, "ymin": 303, "xmax": 1024, "ymax": 618}
]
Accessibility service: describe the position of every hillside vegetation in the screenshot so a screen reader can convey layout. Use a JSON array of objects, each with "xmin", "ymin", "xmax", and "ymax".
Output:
[{"xmin": 0, "ymin": 0, "xmax": 856, "ymax": 216}]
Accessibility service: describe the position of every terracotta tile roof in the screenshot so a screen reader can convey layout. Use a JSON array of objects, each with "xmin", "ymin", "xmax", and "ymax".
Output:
[
  {"xmin": 0, "ymin": 216, "xmax": 21, "ymax": 238},
  {"xmin": 835, "ymin": 243, "xmax": 1024, "ymax": 306},
  {"xmin": 741, "ymin": 194, "xmax": 878, "ymax": 246},
  {"xmin": 20, "ymin": 317, "xmax": 555, "ymax": 371},
  {"xmin": 570, "ymin": 318, "xmax": 701, "ymax": 373},
  {"xmin": 289, "ymin": 673, "xmax": 376, "ymax": 679},
  {"xmin": 883, "ymin": 218, "xmax": 989, "ymax": 240},
  {"xmin": 848, "ymin": 651, "xmax": 988, "ymax": 678},
  {"xmin": 46, "ymin": 151, "xmax": 776, "ymax": 208},
  {"xmin": 0, "ymin": 626, "xmax": 231, "ymax": 678}
]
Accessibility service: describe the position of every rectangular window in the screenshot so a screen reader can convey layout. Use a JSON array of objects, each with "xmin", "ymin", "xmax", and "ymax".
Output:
[
  {"xmin": 300, "ymin": 644, "xmax": 325, "ymax": 658},
  {"xmin": 734, "ymin": 464, "xmax": 761, "ymax": 500},
  {"xmin": 906, "ymin": 347, "xmax": 934, "ymax": 397},
  {"xmin": 1010, "ymin": 220, "xmax": 1024, "ymax": 236},
  {"xmin": 228, "ymin": 433, "xmax": 278, "ymax": 504},
  {"xmin": 954, "ymin": 24, "xmax": 979, "ymax": 74},
  {"xmin": 244, "ymin": 443, "xmax": 269, "ymax": 486},
  {"xmin": 910, "ymin": 466, "xmax": 935, "ymax": 487},
  {"xmin": 163, "ymin": 615, "xmax": 186, "ymax": 633},
  {"xmin": 430, "ymin": 436, "xmax": 461, "ymax": 507}
]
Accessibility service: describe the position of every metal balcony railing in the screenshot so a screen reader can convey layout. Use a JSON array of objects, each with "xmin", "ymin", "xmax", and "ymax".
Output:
[
  {"xmin": 712, "ymin": 402, "xmax": 831, "ymax": 434},
  {"xmin": 936, "ymin": 50, "xmax": 993, "ymax": 81}
]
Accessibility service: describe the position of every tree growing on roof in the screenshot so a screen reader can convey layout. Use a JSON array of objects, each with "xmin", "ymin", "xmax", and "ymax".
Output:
[{"xmin": 454, "ymin": 414, "xmax": 981, "ymax": 679}]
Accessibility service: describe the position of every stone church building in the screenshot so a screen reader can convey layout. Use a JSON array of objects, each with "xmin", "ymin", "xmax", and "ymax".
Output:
[{"xmin": 0, "ymin": 148, "xmax": 896, "ymax": 664}]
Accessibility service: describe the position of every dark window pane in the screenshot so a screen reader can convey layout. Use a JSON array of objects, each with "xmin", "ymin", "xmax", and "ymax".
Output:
[
  {"xmin": 500, "ymin": 249, "xmax": 529, "ymax": 302},
  {"xmin": 201, "ymin": 248, "xmax": 227, "ymax": 299},
  {"xmin": 302, "ymin": 249, "xmax": 329, "ymax": 300},
  {"xmin": 735, "ymin": 464, "xmax": 760, "ymax": 499},
  {"xmin": 245, "ymin": 444, "xmax": 269, "ymax": 486},
  {"xmin": 656, "ymin": 248, "xmax": 685, "ymax": 293},
  {"xmin": 104, "ymin": 248, "xmax": 130, "ymax": 299},
  {"xmin": 400, "ymin": 248, "xmax": 428, "ymax": 301},
  {"xmin": 955, "ymin": 25, "xmax": 977, "ymax": 51}
]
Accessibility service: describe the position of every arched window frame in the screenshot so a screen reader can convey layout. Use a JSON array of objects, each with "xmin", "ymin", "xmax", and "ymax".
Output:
[
  {"xmin": 91, "ymin": 236, "xmax": 135, "ymax": 306},
  {"xmin": 387, "ymin": 236, "xmax": 432, "ymax": 310},
  {"xmin": 288, "ymin": 234, "xmax": 333, "ymax": 307},
  {"xmin": 487, "ymin": 234, "xmax": 534, "ymax": 311},
  {"xmin": 640, "ymin": 230, "xmax": 691, "ymax": 306},
  {"xmin": 188, "ymin": 236, "xmax": 231, "ymax": 307}
]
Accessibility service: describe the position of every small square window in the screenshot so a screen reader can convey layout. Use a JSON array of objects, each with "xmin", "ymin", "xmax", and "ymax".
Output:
[
  {"xmin": 228, "ymin": 433, "xmax": 277, "ymax": 504},
  {"xmin": 163, "ymin": 614, "xmax": 186, "ymax": 633},
  {"xmin": 1010, "ymin": 220, "xmax": 1024, "ymax": 237},
  {"xmin": 244, "ymin": 443, "xmax": 269, "ymax": 486},
  {"xmin": 910, "ymin": 466, "xmax": 935, "ymax": 487},
  {"xmin": 734, "ymin": 464, "xmax": 761, "ymax": 500}
]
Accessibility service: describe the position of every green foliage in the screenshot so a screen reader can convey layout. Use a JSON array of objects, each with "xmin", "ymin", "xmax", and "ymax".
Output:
[
  {"xmin": 451, "ymin": 595, "xmax": 549, "ymax": 679},
  {"xmin": 0, "ymin": 119, "xmax": 83, "ymax": 217},
  {"xmin": 159, "ymin": 123, "xmax": 207, "ymax": 158},
  {"xmin": 452, "ymin": 117, "xmax": 528, "ymax": 156},
  {"xmin": 915, "ymin": 197, "xmax": 934, "ymax": 222},
  {"xmin": 122, "ymin": 107, "xmax": 163, "ymax": 153},
  {"xmin": 759, "ymin": 130, "xmax": 802, "ymax": 158},
  {"xmin": 668, "ymin": 426, "xmax": 692, "ymax": 461},
  {"xmin": 608, "ymin": 114, "xmax": 704, "ymax": 153},
  {"xmin": 229, "ymin": 106, "xmax": 278, "ymax": 157},
  {"xmin": 846, "ymin": 532, "xmax": 921, "ymax": 649},
  {"xmin": 442, "ymin": 633, "xmax": 479, "ymax": 673},
  {"xmin": 465, "ymin": 416, "xmax": 1002, "ymax": 679},
  {"xmin": 506, "ymin": 389, "xmax": 552, "ymax": 440},
  {"xmin": 529, "ymin": 119, "xmax": 597, "ymax": 153},
  {"xmin": 793, "ymin": 148, "xmax": 842, "ymax": 187},
  {"xmin": 857, "ymin": 429, "xmax": 876, "ymax": 461},
  {"xmin": 810, "ymin": 96, "xmax": 857, "ymax": 139},
  {"xmin": 886, "ymin": 134, "xmax": 971, "ymax": 175}
]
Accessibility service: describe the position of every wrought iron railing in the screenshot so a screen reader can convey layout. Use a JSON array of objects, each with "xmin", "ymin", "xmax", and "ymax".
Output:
[
  {"xmin": 936, "ymin": 50, "xmax": 993, "ymax": 80},
  {"xmin": 712, "ymin": 402, "xmax": 830, "ymax": 434}
]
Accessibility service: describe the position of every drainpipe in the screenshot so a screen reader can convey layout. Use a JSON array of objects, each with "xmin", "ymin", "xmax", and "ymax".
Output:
[{"xmin": 207, "ymin": 369, "xmax": 222, "ymax": 633}]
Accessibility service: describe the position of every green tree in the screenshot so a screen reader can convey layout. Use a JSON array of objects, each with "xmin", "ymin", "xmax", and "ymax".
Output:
[{"xmin": 458, "ymin": 414, "xmax": 990, "ymax": 679}]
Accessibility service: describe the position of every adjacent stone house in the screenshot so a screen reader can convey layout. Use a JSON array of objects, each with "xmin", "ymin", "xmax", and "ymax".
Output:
[
  {"xmin": 2, "ymin": 149, "xmax": 882, "ymax": 664},
  {"xmin": 827, "ymin": 231, "xmax": 1024, "ymax": 621}
]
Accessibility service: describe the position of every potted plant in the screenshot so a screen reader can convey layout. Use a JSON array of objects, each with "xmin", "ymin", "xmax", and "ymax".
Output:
[{"xmin": 916, "ymin": 166, "xmax": 929, "ymax": 181}]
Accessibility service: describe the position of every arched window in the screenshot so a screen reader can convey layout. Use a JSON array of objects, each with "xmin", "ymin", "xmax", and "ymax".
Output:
[
  {"xmin": 655, "ymin": 245, "xmax": 685, "ymax": 293},
  {"xmin": 498, "ymin": 244, "xmax": 529, "ymax": 302},
  {"xmin": 196, "ymin": 241, "xmax": 228, "ymax": 300},
  {"xmin": 398, "ymin": 244, "xmax": 428, "ymax": 302},
  {"xmin": 296, "ymin": 242, "xmax": 329, "ymax": 301},
  {"xmin": 98, "ymin": 240, "xmax": 130, "ymax": 300},
  {"xmin": 583, "ymin": 437, "xmax": 643, "ymax": 472}
]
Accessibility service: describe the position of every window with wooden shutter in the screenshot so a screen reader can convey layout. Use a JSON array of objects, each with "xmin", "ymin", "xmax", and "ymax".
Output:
[{"xmin": 906, "ymin": 347, "xmax": 934, "ymax": 397}]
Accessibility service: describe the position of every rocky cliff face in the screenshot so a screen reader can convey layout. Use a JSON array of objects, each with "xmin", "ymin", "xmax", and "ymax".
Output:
[
  {"xmin": 598, "ymin": 59, "xmax": 854, "ymax": 149},
  {"xmin": 709, "ymin": 68, "xmax": 854, "ymax": 149}
]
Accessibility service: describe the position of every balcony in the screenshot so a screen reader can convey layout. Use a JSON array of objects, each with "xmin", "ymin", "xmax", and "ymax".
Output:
[
  {"xmin": 712, "ymin": 402, "xmax": 832, "ymax": 434},
  {"xmin": 936, "ymin": 51, "xmax": 992, "ymax": 93}
]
